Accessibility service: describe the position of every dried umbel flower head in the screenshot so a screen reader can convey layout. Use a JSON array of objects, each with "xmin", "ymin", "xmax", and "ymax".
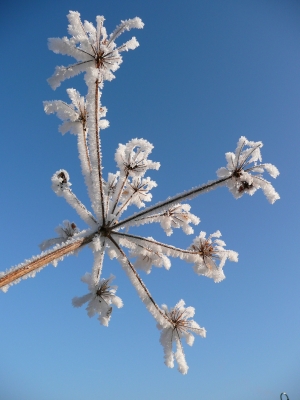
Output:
[{"xmin": 0, "ymin": 10, "xmax": 280, "ymax": 374}]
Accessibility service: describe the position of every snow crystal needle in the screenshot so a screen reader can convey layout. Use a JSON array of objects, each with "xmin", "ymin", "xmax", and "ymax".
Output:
[{"xmin": 0, "ymin": 11, "xmax": 280, "ymax": 374}]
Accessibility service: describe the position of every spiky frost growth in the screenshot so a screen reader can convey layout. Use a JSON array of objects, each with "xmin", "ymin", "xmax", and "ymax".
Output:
[
  {"xmin": 72, "ymin": 273, "xmax": 123, "ymax": 326},
  {"xmin": 217, "ymin": 136, "xmax": 280, "ymax": 204},
  {"xmin": 188, "ymin": 231, "xmax": 238, "ymax": 283},
  {"xmin": 0, "ymin": 11, "xmax": 280, "ymax": 374},
  {"xmin": 158, "ymin": 300, "xmax": 206, "ymax": 374}
]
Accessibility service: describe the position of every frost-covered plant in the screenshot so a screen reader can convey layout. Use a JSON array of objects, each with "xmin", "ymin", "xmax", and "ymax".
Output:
[{"xmin": 0, "ymin": 11, "xmax": 280, "ymax": 374}]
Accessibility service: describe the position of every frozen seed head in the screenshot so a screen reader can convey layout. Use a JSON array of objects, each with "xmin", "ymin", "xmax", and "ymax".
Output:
[
  {"xmin": 72, "ymin": 273, "xmax": 123, "ymax": 326},
  {"xmin": 217, "ymin": 136, "xmax": 280, "ymax": 203},
  {"xmin": 47, "ymin": 11, "xmax": 144, "ymax": 89},
  {"xmin": 158, "ymin": 300, "xmax": 206, "ymax": 374},
  {"xmin": 115, "ymin": 138, "xmax": 160, "ymax": 178},
  {"xmin": 189, "ymin": 231, "xmax": 238, "ymax": 283}
]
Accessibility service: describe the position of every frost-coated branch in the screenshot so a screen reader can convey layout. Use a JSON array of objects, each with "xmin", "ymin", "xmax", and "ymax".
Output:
[
  {"xmin": 108, "ymin": 235, "xmax": 170, "ymax": 327},
  {"xmin": 85, "ymin": 77, "xmax": 105, "ymax": 222},
  {"xmin": 112, "ymin": 231, "xmax": 196, "ymax": 258},
  {"xmin": 113, "ymin": 176, "xmax": 230, "ymax": 231},
  {"xmin": 91, "ymin": 236, "xmax": 106, "ymax": 283}
]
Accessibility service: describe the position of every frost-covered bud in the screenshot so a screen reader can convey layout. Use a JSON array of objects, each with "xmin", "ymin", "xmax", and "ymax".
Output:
[
  {"xmin": 47, "ymin": 11, "xmax": 144, "ymax": 89},
  {"xmin": 72, "ymin": 273, "xmax": 123, "ymax": 326},
  {"xmin": 158, "ymin": 300, "xmax": 206, "ymax": 374},
  {"xmin": 188, "ymin": 231, "xmax": 238, "ymax": 283},
  {"xmin": 115, "ymin": 138, "xmax": 160, "ymax": 178},
  {"xmin": 51, "ymin": 169, "xmax": 71, "ymax": 195},
  {"xmin": 39, "ymin": 220, "xmax": 79, "ymax": 251},
  {"xmin": 129, "ymin": 238, "xmax": 171, "ymax": 274},
  {"xmin": 217, "ymin": 136, "xmax": 280, "ymax": 204},
  {"xmin": 157, "ymin": 204, "xmax": 200, "ymax": 236}
]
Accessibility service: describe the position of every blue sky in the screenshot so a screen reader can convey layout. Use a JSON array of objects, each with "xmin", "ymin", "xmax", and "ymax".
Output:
[{"xmin": 1, "ymin": 0, "xmax": 300, "ymax": 399}]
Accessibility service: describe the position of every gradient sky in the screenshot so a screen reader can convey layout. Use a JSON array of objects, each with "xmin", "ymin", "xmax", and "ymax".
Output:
[{"xmin": 1, "ymin": 0, "xmax": 300, "ymax": 399}]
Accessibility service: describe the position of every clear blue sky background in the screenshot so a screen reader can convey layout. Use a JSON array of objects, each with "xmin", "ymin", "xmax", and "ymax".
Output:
[{"xmin": 1, "ymin": 0, "xmax": 299, "ymax": 399}]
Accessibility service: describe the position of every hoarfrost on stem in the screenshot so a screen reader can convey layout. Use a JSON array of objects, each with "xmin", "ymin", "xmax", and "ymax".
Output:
[{"xmin": 0, "ymin": 10, "xmax": 280, "ymax": 374}]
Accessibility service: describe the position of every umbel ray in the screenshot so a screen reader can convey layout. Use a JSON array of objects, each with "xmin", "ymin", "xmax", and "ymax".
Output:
[{"xmin": 0, "ymin": 11, "xmax": 280, "ymax": 374}]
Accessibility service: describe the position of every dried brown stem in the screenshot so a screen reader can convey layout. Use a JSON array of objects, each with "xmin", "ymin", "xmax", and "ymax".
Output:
[{"xmin": 0, "ymin": 234, "xmax": 95, "ymax": 290}]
